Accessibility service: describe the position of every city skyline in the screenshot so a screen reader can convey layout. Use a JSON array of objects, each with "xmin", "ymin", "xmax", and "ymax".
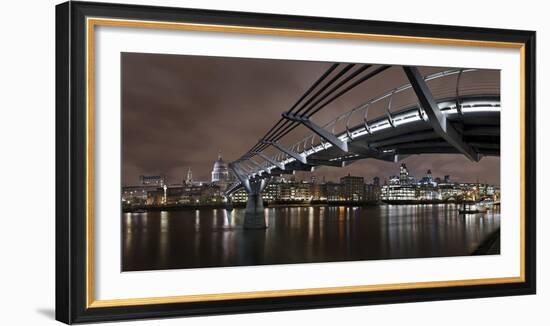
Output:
[
  {"xmin": 125, "ymin": 155, "xmax": 500, "ymax": 187},
  {"xmin": 122, "ymin": 161, "xmax": 499, "ymax": 208},
  {"xmin": 121, "ymin": 53, "xmax": 500, "ymax": 187}
]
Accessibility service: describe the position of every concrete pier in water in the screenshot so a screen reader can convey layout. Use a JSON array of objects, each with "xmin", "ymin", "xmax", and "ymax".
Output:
[{"xmin": 243, "ymin": 193, "xmax": 267, "ymax": 229}]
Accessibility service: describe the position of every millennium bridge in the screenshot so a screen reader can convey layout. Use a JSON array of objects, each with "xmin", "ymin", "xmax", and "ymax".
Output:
[{"xmin": 224, "ymin": 64, "xmax": 500, "ymax": 228}]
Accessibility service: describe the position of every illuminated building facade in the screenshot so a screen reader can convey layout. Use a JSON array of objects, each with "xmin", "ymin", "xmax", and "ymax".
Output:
[
  {"xmin": 228, "ymin": 176, "xmax": 380, "ymax": 204},
  {"xmin": 381, "ymin": 184, "xmax": 417, "ymax": 202},
  {"xmin": 340, "ymin": 174, "xmax": 365, "ymax": 201},
  {"xmin": 278, "ymin": 181, "xmax": 311, "ymax": 201},
  {"xmin": 381, "ymin": 166, "xmax": 499, "ymax": 203}
]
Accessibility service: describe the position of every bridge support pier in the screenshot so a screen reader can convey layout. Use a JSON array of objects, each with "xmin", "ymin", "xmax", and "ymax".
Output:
[
  {"xmin": 244, "ymin": 193, "xmax": 267, "ymax": 229},
  {"xmin": 228, "ymin": 163, "xmax": 270, "ymax": 229}
]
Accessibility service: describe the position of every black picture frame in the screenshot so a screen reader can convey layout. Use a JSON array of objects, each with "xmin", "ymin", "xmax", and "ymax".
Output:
[{"xmin": 56, "ymin": 1, "xmax": 536, "ymax": 324}]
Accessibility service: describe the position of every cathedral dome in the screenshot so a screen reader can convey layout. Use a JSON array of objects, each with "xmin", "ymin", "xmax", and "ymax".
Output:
[
  {"xmin": 211, "ymin": 152, "xmax": 229, "ymax": 184},
  {"xmin": 213, "ymin": 157, "xmax": 227, "ymax": 170}
]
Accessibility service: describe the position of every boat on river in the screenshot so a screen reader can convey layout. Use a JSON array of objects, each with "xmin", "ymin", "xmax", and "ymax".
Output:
[{"xmin": 458, "ymin": 201, "xmax": 489, "ymax": 214}]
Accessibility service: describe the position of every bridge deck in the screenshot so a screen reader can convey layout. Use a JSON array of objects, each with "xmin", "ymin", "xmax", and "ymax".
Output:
[
  {"xmin": 225, "ymin": 94, "xmax": 500, "ymax": 196},
  {"xmin": 269, "ymin": 95, "xmax": 500, "ymax": 175}
]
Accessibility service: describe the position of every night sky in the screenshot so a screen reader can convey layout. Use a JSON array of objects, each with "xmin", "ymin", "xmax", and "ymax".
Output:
[{"xmin": 121, "ymin": 52, "xmax": 500, "ymax": 186}]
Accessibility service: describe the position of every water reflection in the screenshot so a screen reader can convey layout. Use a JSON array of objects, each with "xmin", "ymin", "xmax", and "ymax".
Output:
[
  {"xmin": 159, "ymin": 211, "xmax": 169, "ymax": 265},
  {"xmin": 122, "ymin": 204, "xmax": 500, "ymax": 271}
]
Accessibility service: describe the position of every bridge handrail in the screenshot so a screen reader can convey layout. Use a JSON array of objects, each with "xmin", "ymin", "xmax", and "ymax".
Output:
[
  {"xmin": 289, "ymin": 68, "xmax": 499, "ymax": 162},
  {"xmin": 320, "ymin": 68, "xmax": 477, "ymax": 129}
]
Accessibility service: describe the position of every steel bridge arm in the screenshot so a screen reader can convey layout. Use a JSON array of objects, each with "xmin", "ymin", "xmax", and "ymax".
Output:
[
  {"xmin": 282, "ymin": 112, "xmax": 349, "ymax": 152},
  {"xmin": 256, "ymin": 152, "xmax": 285, "ymax": 170},
  {"xmin": 228, "ymin": 163, "xmax": 251, "ymax": 193},
  {"xmin": 403, "ymin": 66, "xmax": 479, "ymax": 162},
  {"xmin": 262, "ymin": 140, "xmax": 307, "ymax": 164},
  {"xmin": 247, "ymin": 158, "xmax": 265, "ymax": 172},
  {"xmin": 225, "ymin": 182, "xmax": 244, "ymax": 197}
]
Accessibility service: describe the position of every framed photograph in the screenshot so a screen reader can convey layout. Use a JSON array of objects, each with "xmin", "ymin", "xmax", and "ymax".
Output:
[{"xmin": 56, "ymin": 1, "xmax": 536, "ymax": 324}]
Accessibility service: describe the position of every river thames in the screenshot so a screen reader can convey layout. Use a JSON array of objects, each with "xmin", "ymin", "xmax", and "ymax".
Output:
[{"xmin": 122, "ymin": 204, "xmax": 500, "ymax": 271}]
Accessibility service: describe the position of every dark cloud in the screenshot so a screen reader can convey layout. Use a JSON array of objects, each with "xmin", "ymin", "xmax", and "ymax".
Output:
[{"xmin": 122, "ymin": 53, "xmax": 500, "ymax": 186}]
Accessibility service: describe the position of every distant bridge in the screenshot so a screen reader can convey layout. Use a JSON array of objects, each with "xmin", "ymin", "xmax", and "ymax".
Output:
[{"xmin": 224, "ymin": 64, "xmax": 500, "ymax": 228}]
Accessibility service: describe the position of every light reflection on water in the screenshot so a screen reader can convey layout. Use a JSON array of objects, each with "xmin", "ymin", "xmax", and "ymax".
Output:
[{"xmin": 122, "ymin": 204, "xmax": 500, "ymax": 271}]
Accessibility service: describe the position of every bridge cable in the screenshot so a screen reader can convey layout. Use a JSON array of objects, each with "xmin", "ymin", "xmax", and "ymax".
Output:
[
  {"xmin": 306, "ymin": 65, "xmax": 391, "ymax": 117},
  {"xmin": 262, "ymin": 65, "xmax": 389, "ymax": 150},
  {"xmin": 262, "ymin": 64, "xmax": 366, "ymax": 145},
  {"xmin": 297, "ymin": 64, "xmax": 371, "ymax": 118},
  {"xmin": 246, "ymin": 63, "xmax": 341, "ymax": 155},
  {"xmin": 258, "ymin": 64, "xmax": 356, "ymax": 145},
  {"xmin": 240, "ymin": 65, "xmax": 390, "ymax": 166}
]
